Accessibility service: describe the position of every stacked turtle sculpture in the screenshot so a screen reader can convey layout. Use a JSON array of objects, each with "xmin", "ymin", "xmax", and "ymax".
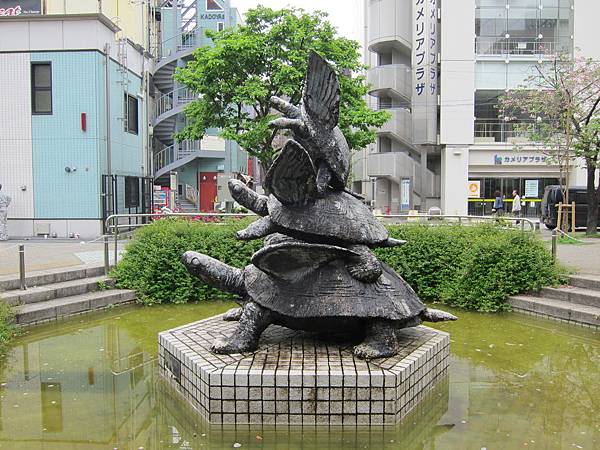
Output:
[{"xmin": 182, "ymin": 51, "xmax": 456, "ymax": 359}]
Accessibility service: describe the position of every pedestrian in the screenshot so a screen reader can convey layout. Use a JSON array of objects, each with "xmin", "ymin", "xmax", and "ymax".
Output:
[
  {"xmin": 0, "ymin": 184, "xmax": 12, "ymax": 241},
  {"xmin": 512, "ymin": 189, "xmax": 522, "ymax": 224},
  {"xmin": 492, "ymin": 190, "xmax": 504, "ymax": 216}
]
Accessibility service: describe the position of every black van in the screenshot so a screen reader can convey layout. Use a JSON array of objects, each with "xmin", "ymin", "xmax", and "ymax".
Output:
[{"xmin": 541, "ymin": 185, "xmax": 600, "ymax": 230}]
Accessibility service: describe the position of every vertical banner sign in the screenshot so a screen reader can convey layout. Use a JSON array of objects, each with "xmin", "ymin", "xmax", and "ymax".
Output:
[
  {"xmin": 412, "ymin": 0, "xmax": 438, "ymax": 144},
  {"xmin": 401, "ymin": 179, "xmax": 411, "ymax": 210},
  {"xmin": 0, "ymin": 0, "xmax": 41, "ymax": 15}
]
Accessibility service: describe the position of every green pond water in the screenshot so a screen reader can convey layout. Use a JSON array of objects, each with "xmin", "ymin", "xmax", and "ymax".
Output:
[{"xmin": 0, "ymin": 302, "xmax": 599, "ymax": 450}]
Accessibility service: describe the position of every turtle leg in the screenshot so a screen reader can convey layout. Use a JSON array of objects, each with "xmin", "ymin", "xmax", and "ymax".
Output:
[
  {"xmin": 236, "ymin": 217, "xmax": 276, "ymax": 240},
  {"xmin": 211, "ymin": 302, "xmax": 272, "ymax": 354},
  {"xmin": 223, "ymin": 307, "xmax": 244, "ymax": 321},
  {"xmin": 182, "ymin": 251, "xmax": 246, "ymax": 296},
  {"xmin": 228, "ymin": 179, "xmax": 269, "ymax": 216},
  {"xmin": 345, "ymin": 245, "xmax": 382, "ymax": 283},
  {"xmin": 353, "ymin": 319, "xmax": 398, "ymax": 360}
]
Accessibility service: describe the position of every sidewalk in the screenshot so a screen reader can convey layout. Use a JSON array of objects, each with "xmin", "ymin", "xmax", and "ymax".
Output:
[
  {"xmin": 0, "ymin": 239, "xmax": 125, "ymax": 276},
  {"xmin": 555, "ymin": 239, "xmax": 600, "ymax": 275}
]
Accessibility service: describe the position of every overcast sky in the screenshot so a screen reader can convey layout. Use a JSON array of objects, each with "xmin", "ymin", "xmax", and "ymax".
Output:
[{"xmin": 231, "ymin": 0, "xmax": 365, "ymax": 54}]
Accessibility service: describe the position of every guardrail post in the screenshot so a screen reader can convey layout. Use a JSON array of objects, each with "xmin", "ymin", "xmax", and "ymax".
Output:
[
  {"xmin": 104, "ymin": 235, "xmax": 110, "ymax": 275},
  {"xmin": 114, "ymin": 224, "xmax": 119, "ymax": 267},
  {"xmin": 19, "ymin": 245, "xmax": 26, "ymax": 290},
  {"xmin": 551, "ymin": 229, "xmax": 557, "ymax": 261}
]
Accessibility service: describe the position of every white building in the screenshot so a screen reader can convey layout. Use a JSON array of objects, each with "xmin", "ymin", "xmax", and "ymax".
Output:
[{"xmin": 356, "ymin": 0, "xmax": 596, "ymax": 217}]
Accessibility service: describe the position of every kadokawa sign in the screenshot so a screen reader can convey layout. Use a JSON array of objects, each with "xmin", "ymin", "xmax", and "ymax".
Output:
[{"xmin": 0, "ymin": 0, "xmax": 41, "ymax": 15}]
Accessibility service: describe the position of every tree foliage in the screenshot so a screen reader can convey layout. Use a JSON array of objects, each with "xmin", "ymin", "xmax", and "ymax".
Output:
[
  {"xmin": 499, "ymin": 53, "xmax": 600, "ymax": 235},
  {"xmin": 174, "ymin": 6, "xmax": 390, "ymax": 169}
]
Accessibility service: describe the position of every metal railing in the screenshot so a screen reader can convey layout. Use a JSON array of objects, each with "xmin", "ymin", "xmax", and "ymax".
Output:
[
  {"xmin": 185, "ymin": 184, "xmax": 200, "ymax": 209},
  {"xmin": 154, "ymin": 87, "xmax": 197, "ymax": 119},
  {"xmin": 158, "ymin": 30, "xmax": 199, "ymax": 61},
  {"xmin": 475, "ymin": 38, "xmax": 571, "ymax": 56},
  {"xmin": 474, "ymin": 119, "xmax": 549, "ymax": 143},
  {"xmin": 154, "ymin": 139, "xmax": 204, "ymax": 172},
  {"xmin": 374, "ymin": 213, "xmax": 537, "ymax": 232},
  {"xmin": 101, "ymin": 211, "xmax": 537, "ymax": 275}
]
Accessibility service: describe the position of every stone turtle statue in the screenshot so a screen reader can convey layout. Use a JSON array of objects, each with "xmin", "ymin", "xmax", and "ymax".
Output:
[
  {"xmin": 180, "ymin": 50, "xmax": 457, "ymax": 359},
  {"xmin": 183, "ymin": 238, "xmax": 456, "ymax": 359}
]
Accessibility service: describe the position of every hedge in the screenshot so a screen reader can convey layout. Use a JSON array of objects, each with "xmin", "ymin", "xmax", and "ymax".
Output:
[
  {"xmin": 112, "ymin": 219, "xmax": 564, "ymax": 312},
  {"xmin": 0, "ymin": 302, "xmax": 16, "ymax": 356},
  {"xmin": 111, "ymin": 218, "xmax": 263, "ymax": 305}
]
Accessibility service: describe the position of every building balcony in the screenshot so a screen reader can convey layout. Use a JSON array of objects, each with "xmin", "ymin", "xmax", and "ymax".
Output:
[
  {"xmin": 367, "ymin": 64, "xmax": 412, "ymax": 102},
  {"xmin": 474, "ymin": 119, "xmax": 547, "ymax": 144},
  {"xmin": 367, "ymin": 0, "xmax": 411, "ymax": 53},
  {"xmin": 367, "ymin": 151, "xmax": 440, "ymax": 198},
  {"xmin": 367, "ymin": 151, "xmax": 416, "ymax": 184},
  {"xmin": 475, "ymin": 37, "xmax": 572, "ymax": 58},
  {"xmin": 377, "ymin": 107, "xmax": 413, "ymax": 147}
]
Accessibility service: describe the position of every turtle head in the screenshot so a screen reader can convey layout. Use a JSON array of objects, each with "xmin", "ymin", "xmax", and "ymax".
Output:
[
  {"xmin": 228, "ymin": 179, "xmax": 269, "ymax": 216},
  {"xmin": 182, "ymin": 251, "xmax": 247, "ymax": 296}
]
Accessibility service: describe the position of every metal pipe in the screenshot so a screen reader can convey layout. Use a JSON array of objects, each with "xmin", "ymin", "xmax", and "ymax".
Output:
[
  {"xmin": 104, "ymin": 44, "xmax": 112, "ymax": 179},
  {"xmin": 551, "ymin": 229, "xmax": 557, "ymax": 261},
  {"xmin": 19, "ymin": 245, "xmax": 26, "ymax": 290},
  {"xmin": 114, "ymin": 225, "xmax": 118, "ymax": 267},
  {"xmin": 104, "ymin": 235, "xmax": 110, "ymax": 276}
]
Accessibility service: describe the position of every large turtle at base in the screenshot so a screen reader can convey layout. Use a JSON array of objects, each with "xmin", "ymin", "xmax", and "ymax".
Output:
[{"xmin": 182, "ymin": 242, "xmax": 456, "ymax": 360}]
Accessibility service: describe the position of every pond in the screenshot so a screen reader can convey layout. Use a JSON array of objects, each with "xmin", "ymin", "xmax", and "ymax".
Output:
[{"xmin": 0, "ymin": 302, "xmax": 598, "ymax": 450}]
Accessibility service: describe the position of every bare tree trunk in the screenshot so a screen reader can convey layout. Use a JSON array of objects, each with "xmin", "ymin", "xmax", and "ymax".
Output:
[{"xmin": 586, "ymin": 162, "xmax": 599, "ymax": 236}]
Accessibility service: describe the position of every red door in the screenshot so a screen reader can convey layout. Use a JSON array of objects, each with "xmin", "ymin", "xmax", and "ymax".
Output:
[{"xmin": 199, "ymin": 172, "xmax": 218, "ymax": 212}]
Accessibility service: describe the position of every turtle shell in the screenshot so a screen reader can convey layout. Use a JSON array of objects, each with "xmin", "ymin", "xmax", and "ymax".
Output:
[
  {"xmin": 266, "ymin": 191, "xmax": 388, "ymax": 245},
  {"xmin": 244, "ymin": 260, "xmax": 424, "ymax": 321},
  {"xmin": 244, "ymin": 241, "xmax": 424, "ymax": 321}
]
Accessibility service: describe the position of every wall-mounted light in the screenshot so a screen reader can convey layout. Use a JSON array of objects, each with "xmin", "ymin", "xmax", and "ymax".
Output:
[
  {"xmin": 65, "ymin": 167, "xmax": 77, "ymax": 173},
  {"xmin": 453, "ymin": 150, "xmax": 462, "ymax": 156}
]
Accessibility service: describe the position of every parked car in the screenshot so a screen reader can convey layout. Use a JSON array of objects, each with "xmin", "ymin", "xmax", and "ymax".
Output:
[{"xmin": 541, "ymin": 185, "xmax": 600, "ymax": 230}]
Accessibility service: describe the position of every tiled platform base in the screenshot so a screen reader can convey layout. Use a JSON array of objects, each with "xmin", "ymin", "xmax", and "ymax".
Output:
[{"xmin": 158, "ymin": 314, "xmax": 450, "ymax": 426}]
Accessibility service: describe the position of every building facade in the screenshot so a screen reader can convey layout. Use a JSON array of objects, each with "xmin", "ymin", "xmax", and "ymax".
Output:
[
  {"xmin": 152, "ymin": 0, "xmax": 248, "ymax": 212},
  {"xmin": 357, "ymin": 0, "xmax": 596, "ymax": 216},
  {"xmin": 0, "ymin": 8, "xmax": 154, "ymax": 238}
]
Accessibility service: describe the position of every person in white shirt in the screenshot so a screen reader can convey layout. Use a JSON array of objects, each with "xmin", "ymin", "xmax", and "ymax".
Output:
[{"xmin": 512, "ymin": 189, "xmax": 522, "ymax": 224}]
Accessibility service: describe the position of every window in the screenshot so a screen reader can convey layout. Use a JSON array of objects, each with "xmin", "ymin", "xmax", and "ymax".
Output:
[
  {"xmin": 125, "ymin": 177, "xmax": 140, "ymax": 208},
  {"xmin": 206, "ymin": 0, "xmax": 223, "ymax": 11},
  {"xmin": 123, "ymin": 93, "xmax": 139, "ymax": 134},
  {"xmin": 31, "ymin": 63, "xmax": 52, "ymax": 114},
  {"xmin": 217, "ymin": 22, "xmax": 225, "ymax": 32}
]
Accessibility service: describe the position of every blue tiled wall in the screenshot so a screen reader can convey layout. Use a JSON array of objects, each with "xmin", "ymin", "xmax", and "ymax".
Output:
[
  {"xmin": 32, "ymin": 51, "xmax": 144, "ymax": 219},
  {"xmin": 31, "ymin": 52, "xmax": 102, "ymax": 218}
]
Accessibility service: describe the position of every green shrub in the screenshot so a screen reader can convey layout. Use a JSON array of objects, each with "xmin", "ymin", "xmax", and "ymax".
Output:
[
  {"xmin": 113, "ymin": 220, "xmax": 563, "ymax": 312},
  {"xmin": 377, "ymin": 224, "xmax": 564, "ymax": 312},
  {"xmin": 0, "ymin": 302, "xmax": 16, "ymax": 356},
  {"xmin": 111, "ymin": 218, "xmax": 262, "ymax": 305}
]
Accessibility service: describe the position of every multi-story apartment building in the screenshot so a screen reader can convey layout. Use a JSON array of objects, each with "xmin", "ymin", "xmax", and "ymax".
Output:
[
  {"xmin": 357, "ymin": 0, "xmax": 596, "ymax": 216},
  {"xmin": 0, "ymin": 0, "xmax": 156, "ymax": 238},
  {"xmin": 152, "ymin": 0, "xmax": 248, "ymax": 212}
]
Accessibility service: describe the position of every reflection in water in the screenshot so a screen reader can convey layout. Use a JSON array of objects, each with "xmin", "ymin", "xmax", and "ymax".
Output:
[{"xmin": 0, "ymin": 303, "xmax": 597, "ymax": 449}]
